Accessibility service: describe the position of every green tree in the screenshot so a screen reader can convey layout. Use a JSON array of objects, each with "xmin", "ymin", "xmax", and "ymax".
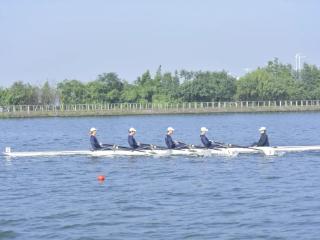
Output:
[
  {"xmin": 0, "ymin": 88, "xmax": 8, "ymax": 105},
  {"xmin": 300, "ymin": 64, "xmax": 320, "ymax": 99},
  {"xmin": 121, "ymin": 82, "xmax": 139, "ymax": 103},
  {"xmin": 86, "ymin": 72, "xmax": 124, "ymax": 103},
  {"xmin": 96, "ymin": 72, "xmax": 124, "ymax": 92},
  {"xmin": 180, "ymin": 70, "xmax": 195, "ymax": 82},
  {"xmin": 57, "ymin": 79, "xmax": 86, "ymax": 104},
  {"xmin": 85, "ymin": 81, "xmax": 106, "ymax": 103},
  {"xmin": 134, "ymin": 70, "xmax": 159, "ymax": 103},
  {"xmin": 179, "ymin": 71, "xmax": 236, "ymax": 102},
  {"xmin": 2, "ymin": 59, "xmax": 320, "ymax": 106},
  {"xmin": 152, "ymin": 72, "xmax": 181, "ymax": 103},
  {"xmin": 236, "ymin": 59, "xmax": 303, "ymax": 101},
  {"xmin": 40, "ymin": 81, "xmax": 56, "ymax": 104},
  {"xmin": 5, "ymin": 81, "xmax": 39, "ymax": 105}
]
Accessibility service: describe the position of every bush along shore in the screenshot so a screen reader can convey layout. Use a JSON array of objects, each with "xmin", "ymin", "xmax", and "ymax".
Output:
[{"xmin": 1, "ymin": 58, "xmax": 320, "ymax": 116}]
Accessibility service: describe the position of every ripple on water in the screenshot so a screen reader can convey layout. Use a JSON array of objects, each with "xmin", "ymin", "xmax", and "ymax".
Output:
[
  {"xmin": 2, "ymin": 113, "xmax": 320, "ymax": 240},
  {"xmin": 0, "ymin": 231, "xmax": 18, "ymax": 239}
]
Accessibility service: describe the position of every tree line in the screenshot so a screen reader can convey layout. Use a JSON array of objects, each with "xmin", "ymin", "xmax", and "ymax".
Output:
[{"xmin": 1, "ymin": 59, "xmax": 320, "ymax": 106}]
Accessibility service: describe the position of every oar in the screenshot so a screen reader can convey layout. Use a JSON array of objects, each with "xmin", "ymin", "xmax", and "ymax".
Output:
[
  {"xmin": 212, "ymin": 141, "xmax": 233, "ymax": 148},
  {"xmin": 175, "ymin": 141, "xmax": 194, "ymax": 150},
  {"xmin": 149, "ymin": 145, "xmax": 167, "ymax": 150},
  {"xmin": 114, "ymin": 145, "xmax": 147, "ymax": 152},
  {"xmin": 193, "ymin": 145, "xmax": 224, "ymax": 152},
  {"xmin": 223, "ymin": 143, "xmax": 249, "ymax": 148},
  {"xmin": 101, "ymin": 144, "xmax": 116, "ymax": 150},
  {"xmin": 193, "ymin": 145, "xmax": 206, "ymax": 149},
  {"xmin": 139, "ymin": 143, "xmax": 155, "ymax": 150}
]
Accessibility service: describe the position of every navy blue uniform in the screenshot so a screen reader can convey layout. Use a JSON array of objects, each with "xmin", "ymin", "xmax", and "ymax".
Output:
[
  {"xmin": 90, "ymin": 135, "xmax": 102, "ymax": 150},
  {"xmin": 257, "ymin": 133, "xmax": 269, "ymax": 146},
  {"xmin": 128, "ymin": 135, "xmax": 139, "ymax": 149},
  {"xmin": 200, "ymin": 135, "xmax": 212, "ymax": 148},
  {"xmin": 165, "ymin": 134, "xmax": 176, "ymax": 149}
]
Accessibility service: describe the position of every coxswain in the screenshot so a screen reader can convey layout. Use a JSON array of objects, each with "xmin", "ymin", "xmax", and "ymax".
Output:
[
  {"xmin": 252, "ymin": 127, "xmax": 270, "ymax": 146},
  {"xmin": 90, "ymin": 128, "xmax": 102, "ymax": 150}
]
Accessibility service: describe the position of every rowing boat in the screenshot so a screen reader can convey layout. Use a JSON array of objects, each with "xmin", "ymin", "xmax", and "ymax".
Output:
[
  {"xmin": 3, "ymin": 145, "xmax": 320, "ymax": 157},
  {"xmin": 2, "ymin": 148, "xmax": 229, "ymax": 157}
]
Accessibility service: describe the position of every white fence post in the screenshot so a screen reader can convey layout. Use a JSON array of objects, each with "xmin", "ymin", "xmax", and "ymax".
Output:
[{"xmin": 3, "ymin": 100, "xmax": 320, "ymax": 117}]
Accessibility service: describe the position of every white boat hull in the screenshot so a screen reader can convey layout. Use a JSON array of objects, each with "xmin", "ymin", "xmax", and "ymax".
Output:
[
  {"xmin": 3, "ymin": 146, "xmax": 320, "ymax": 157},
  {"xmin": 2, "ymin": 148, "xmax": 229, "ymax": 158}
]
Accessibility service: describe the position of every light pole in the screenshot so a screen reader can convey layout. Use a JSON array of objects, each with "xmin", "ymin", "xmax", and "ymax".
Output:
[
  {"xmin": 295, "ymin": 53, "xmax": 299, "ymax": 72},
  {"xmin": 243, "ymin": 68, "xmax": 251, "ymax": 74},
  {"xmin": 299, "ymin": 55, "xmax": 306, "ymax": 71},
  {"xmin": 295, "ymin": 53, "xmax": 306, "ymax": 72}
]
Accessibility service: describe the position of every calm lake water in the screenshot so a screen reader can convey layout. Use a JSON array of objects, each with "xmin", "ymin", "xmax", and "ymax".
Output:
[{"xmin": 1, "ymin": 112, "xmax": 320, "ymax": 240}]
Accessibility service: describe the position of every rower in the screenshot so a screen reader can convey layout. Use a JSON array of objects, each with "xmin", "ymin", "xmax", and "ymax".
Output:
[
  {"xmin": 90, "ymin": 128, "xmax": 102, "ymax": 150},
  {"xmin": 200, "ymin": 127, "xmax": 211, "ymax": 148},
  {"xmin": 90, "ymin": 127, "xmax": 114, "ymax": 150},
  {"xmin": 200, "ymin": 127, "xmax": 220, "ymax": 148},
  {"xmin": 127, "ymin": 127, "xmax": 152, "ymax": 149},
  {"xmin": 252, "ymin": 127, "xmax": 270, "ymax": 147},
  {"xmin": 165, "ymin": 127, "xmax": 187, "ymax": 149},
  {"xmin": 128, "ymin": 127, "xmax": 139, "ymax": 149},
  {"xmin": 127, "ymin": 128, "xmax": 152, "ymax": 150}
]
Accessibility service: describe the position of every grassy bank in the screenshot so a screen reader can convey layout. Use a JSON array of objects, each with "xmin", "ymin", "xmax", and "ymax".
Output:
[{"xmin": 1, "ymin": 101, "xmax": 320, "ymax": 118}]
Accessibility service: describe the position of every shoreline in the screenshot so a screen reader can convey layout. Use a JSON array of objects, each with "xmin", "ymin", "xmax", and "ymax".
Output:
[{"xmin": 1, "ymin": 105, "xmax": 320, "ymax": 118}]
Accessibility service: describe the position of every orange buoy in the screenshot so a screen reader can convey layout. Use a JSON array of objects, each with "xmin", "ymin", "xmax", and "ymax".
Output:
[{"xmin": 97, "ymin": 175, "xmax": 105, "ymax": 181}]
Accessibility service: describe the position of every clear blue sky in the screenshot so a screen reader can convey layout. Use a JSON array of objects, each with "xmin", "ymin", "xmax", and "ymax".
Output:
[{"xmin": 0, "ymin": 0, "xmax": 319, "ymax": 86}]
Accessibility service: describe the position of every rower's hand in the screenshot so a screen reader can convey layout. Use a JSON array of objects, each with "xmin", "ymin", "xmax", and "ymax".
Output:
[
  {"xmin": 174, "ymin": 141, "xmax": 179, "ymax": 144},
  {"xmin": 137, "ymin": 142, "xmax": 141, "ymax": 146}
]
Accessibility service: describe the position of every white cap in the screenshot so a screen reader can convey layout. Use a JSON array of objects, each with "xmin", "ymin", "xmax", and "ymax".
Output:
[
  {"xmin": 90, "ymin": 127, "xmax": 97, "ymax": 132},
  {"xmin": 200, "ymin": 127, "xmax": 208, "ymax": 132},
  {"xmin": 167, "ymin": 127, "xmax": 174, "ymax": 132},
  {"xmin": 129, "ymin": 127, "xmax": 136, "ymax": 132},
  {"xmin": 259, "ymin": 127, "xmax": 267, "ymax": 132}
]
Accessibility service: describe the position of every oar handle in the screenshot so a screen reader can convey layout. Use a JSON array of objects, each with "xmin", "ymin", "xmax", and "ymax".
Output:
[
  {"xmin": 211, "ymin": 141, "xmax": 228, "ymax": 148},
  {"xmin": 100, "ymin": 144, "xmax": 117, "ymax": 150},
  {"xmin": 101, "ymin": 143, "xmax": 116, "ymax": 148},
  {"xmin": 113, "ymin": 145, "xmax": 146, "ymax": 152},
  {"xmin": 222, "ymin": 143, "xmax": 249, "ymax": 148},
  {"xmin": 150, "ymin": 145, "xmax": 167, "ymax": 150},
  {"xmin": 175, "ymin": 143, "xmax": 195, "ymax": 150},
  {"xmin": 176, "ymin": 141, "xmax": 191, "ymax": 147},
  {"xmin": 115, "ymin": 145, "xmax": 132, "ymax": 150},
  {"xmin": 213, "ymin": 141, "xmax": 225, "ymax": 145},
  {"xmin": 139, "ymin": 143, "xmax": 153, "ymax": 148}
]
